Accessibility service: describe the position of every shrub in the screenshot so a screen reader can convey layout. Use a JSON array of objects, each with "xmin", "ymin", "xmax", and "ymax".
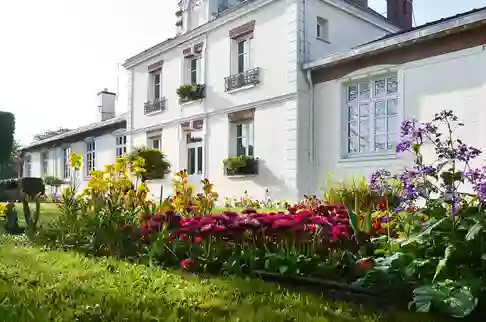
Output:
[
  {"xmin": 129, "ymin": 148, "xmax": 171, "ymax": 182},
  {"xmin": 43, "ymin": 176, "xmax": 65, "ymax": 188},
  {"xmin": 20, "ymin": 177, "xmax": 45, "ymax": 198},
  {"xmin": 0, "ymin": 111, "xmax": 15, "ymax": 166},
  {"xmin": 223, "ymin": 156, "xmax": 258, "ymax": 175}
]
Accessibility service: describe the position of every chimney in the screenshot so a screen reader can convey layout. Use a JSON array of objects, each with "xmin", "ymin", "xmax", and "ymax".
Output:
[
  {"xmin": 348, "ymin": 0, "xmax": 368, "ymax": 8},
  {"xmin": 387, "ymin": 0, "xmax": 413, "ymax": 29},
  {"xmin": 97, "ymin": 88, "xmax": 116, "ymax": 122}
]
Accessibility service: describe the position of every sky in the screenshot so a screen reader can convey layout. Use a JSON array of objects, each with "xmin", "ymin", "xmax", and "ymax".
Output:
[{"xmin": 0, "ymin": 0, "xmax": 484, "ymax": 145}]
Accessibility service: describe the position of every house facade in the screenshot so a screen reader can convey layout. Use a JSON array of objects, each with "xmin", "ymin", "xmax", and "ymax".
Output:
[
  {"xmin": 305, "ymin": 8, "xmax": 486, "ymax": 190},
  {"xmin": 123, "ymin": 0, "xmax": 405, "ymax": 202},
  {"xmin": 21, "ymin": 90, "xmax": 127, "ymax": 194}
]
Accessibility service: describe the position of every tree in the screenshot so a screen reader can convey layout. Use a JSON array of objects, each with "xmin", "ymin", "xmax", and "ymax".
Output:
[
  {"xmin": 0, "ymin": 140, "xmax": 20, "ymax": 179},
  {"xmin": 0, "ymin": 111, "xmax": 15, "ymax": 167},
  {"xmin": 128, "ymin": 148, "xmax": 171, "ymax": 182}
]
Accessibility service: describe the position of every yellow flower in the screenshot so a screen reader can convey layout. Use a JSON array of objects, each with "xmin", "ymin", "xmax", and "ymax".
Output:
[
  {"xmin": 69, "ymin": 152, "xmax": 82, "ymax": 171},
  {"xmin": 0, "ymin": 203, "xmax": 7, "ymax": 217},
  {"xmin": 132, "ymin": 157, "xmax": 146, "ymax": 177}
]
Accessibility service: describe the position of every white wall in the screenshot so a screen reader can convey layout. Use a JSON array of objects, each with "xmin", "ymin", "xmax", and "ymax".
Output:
[
  {"xmin": 23, "ymin": 130, "xmax": 126, "ymax": 195},
  {"xmin": 307, "ymin": 0, "xmax": 394, "ymax": 61},
  {"xmin": 312, "ymin": 45, "xmax": 486, "ymax": 193}
]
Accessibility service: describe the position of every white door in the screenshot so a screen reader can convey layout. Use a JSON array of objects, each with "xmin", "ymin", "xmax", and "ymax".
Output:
[{"xmin": 187, "ymin": 136, "xmax": 203, "ymax": 189}]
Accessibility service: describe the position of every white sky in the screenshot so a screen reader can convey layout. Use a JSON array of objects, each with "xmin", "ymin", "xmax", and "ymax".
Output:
[{"xmin": 0, "ymin": 0, "xmax": 484, "ymax": 145}]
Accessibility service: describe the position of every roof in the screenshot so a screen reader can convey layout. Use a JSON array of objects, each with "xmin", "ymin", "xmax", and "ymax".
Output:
[
  {"xmin": 22, "ymin": 113, "xmax": 127, "ymax": 151},
  {"xmin": 304, "ymin": 6, "xmax": 486, "ymax": 70},
  {"xmin": 360, "ymin": 6, "xmax": 486, "ymax": 47}
]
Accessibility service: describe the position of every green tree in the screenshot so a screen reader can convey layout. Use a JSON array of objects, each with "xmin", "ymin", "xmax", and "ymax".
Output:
[{"xmin": 0, "ymin": 111, "xmax": 15, "ymax": 167}]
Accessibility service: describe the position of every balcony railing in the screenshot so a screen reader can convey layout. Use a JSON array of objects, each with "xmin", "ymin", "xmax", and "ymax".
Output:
[
  {"xmin": 224, "ymin": 67, "xmax": 260, "ymax": 92},
  {"xmin": 144, "ymin": 97, "xmax": 166, "ymax": 115}
]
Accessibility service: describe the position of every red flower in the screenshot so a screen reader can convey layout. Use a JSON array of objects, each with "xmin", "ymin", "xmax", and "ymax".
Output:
[
  {"xmin": 308, "ymin": 224, "xmax": 316, "ymax": 234},
  {"xmin": 168, "ymin": 235, "xmax": 174, "ymax": 243},
  {"xmin": 180, "ymin": 234, "xmax": 186, "ymax": 241},
  {"xmin": 357, "ymin": 259, "xmax": 374, "ymax": 271},
  {"xmin": 194, "ymin": 236, "xmax": 202, "ymax": 244},
  {"xmin": 180, "ymin": 258, "xmax": 194, "ymax": 271}
]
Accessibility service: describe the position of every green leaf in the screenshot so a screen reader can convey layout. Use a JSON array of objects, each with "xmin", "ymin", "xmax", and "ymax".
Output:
[
  {"xmin": 402, "ymin": 218, "xmax": 447, "ymax": 246},
  {"xmin": 347, "ymin": 209, "xmax": 360, "ymax": 234},
  {"xmin": 445, "ymin": 287, "xmax": 478, "ymax": 318},
  {"xmin": 466, "ymin": 222, "xmax": 483, "ymax": 241},
  {"xmin": 363, "ymin": 212, "xmax": 372, "ymax": 233},
  {"xmin": 278, "ymin": 266, "xmax": 288, "ymax": 274},
  {"xmin": 433, "ymin": 245, "xmax": 454, "ymax": 282}
]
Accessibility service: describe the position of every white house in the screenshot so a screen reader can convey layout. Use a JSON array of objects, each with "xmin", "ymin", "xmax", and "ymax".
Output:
[
  {"xmin": 305, "ymin": 7, "xmax": 486, "ymax": 189},
  {"xmin": 123, "ymin": 0, "xmax": 408, "ymax": 202},
  {"xmin": 21, "ymin": 89, "xmax": 127, "ymax": 194}
]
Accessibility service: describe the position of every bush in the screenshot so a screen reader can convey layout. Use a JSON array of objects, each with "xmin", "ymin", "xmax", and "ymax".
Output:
[
  {"xmin": 20, "ymin": 177, "xmax": 45, "ymax": 198},
  {"xmin": 129, "ymin": 148, "xmax": 171, "ymax": 182},
  {"xmin": 0, "ymin": 111, "xmax": 15, "ymax": 166},
  {"xmin": 43, "ymin": 176, "xmax": 65, "ymax": 188}
]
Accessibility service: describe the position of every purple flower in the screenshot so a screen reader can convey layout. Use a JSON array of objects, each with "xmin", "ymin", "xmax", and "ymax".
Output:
[{"xmin": 369, "ymin": 169, "xmax": 392, "ymax": 195}]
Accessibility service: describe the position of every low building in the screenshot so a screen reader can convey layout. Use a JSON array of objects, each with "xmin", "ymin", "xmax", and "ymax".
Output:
[
  {"xmin": 21, "ymin": 89, "xmax": 127, "ymax": 194},
  {"xmin": 305, "ymin": 7, "xmax": 486, "ymax": 190}
]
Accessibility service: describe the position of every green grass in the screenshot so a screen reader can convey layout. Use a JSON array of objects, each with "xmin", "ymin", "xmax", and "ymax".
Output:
[{"xmin": 0, "ymin": 238, "xmax": 440, "ymax": 322}]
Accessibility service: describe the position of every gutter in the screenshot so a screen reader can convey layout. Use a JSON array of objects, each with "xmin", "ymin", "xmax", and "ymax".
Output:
[{"xmin": 303, "ymin": 9, "xmax": 486, "ymax": 71}]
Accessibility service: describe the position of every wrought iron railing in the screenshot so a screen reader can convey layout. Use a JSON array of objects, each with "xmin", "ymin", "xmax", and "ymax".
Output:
[
  {"xmin": 224, "ymin": 67, "xmax": 260, "ymax": 92},
  {"xmin": 144, "ymin": 97, "xmax": 166, "ymax": 115}
]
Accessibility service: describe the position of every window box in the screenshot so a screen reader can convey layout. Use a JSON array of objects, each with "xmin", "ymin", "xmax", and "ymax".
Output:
[
  {"xmin": 176, "ymin": 84, "xmax": 205, "ymax": 104},
  {"xmin": 223, "ymin": 156, "xmax": 258, "ymax": 176},
  {"xmin": 225, "ymin": 67, "xmax": 260, "ymax": 92},
  {"xmin": 144, "ymin": 97, "xmax": 166, "ymax": 115}
]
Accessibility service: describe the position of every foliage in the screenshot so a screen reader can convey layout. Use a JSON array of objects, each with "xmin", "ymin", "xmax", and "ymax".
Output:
[
  {"xmin": 170, "ymin": 169, "xmax": 219, "ymax": 217},
  {"xmin": 0, "ymin": 240, "xmax": 433, "ymax": 322},
  {"xmin": 0, "ymin": 140, "xmax": 20, "ymax": 179},
  {"xmin": 33, "ymin": 127, "xmax": 71, "ymax": 141},
  {"xmin": 176, "ymin": 84, "xmax": 205, "ymax": 102},
  {"xmin": 223, "ymin": 155, "xmax": 251, "ymax": 170},
  {"xmin": 21, "ymin": 196, "xmax": 41, "ymax": 237},
  {"xmin": 20, "ymin": 177, "xmax": 46, "ymax": 198},
  {"xmin": 0, "ymin": 111, "xmax": 15, "ymax": 167},
  {"xmin": 129, "ymin": 147, "xmax": 171, "ymax": 182},
  {"xmin": 224, "ymin": 190, "xmax": 287, "ymax": 210},
  {"xmin": 43, "ymin": 176, "xmax": 64, "ymax": 188}
]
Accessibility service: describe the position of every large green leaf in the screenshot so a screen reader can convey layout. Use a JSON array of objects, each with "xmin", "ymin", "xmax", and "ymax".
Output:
[
  {"xmin": 433, "ymin": 245, "xmax": 454, "ymax": 282},
  {"xmin": 445, "ymin": 287, "xmax": 478, "ymax": 318},
  {"xmin": 402, "ymin": 218, "xmax": 447, "ymax": 246},
  {"xmin": 466, "ymin": 222, "xmax": 484, "ymax": 241},
  {"xmin": 347, "ymin": 209, "xmax": 360, "ymax": 235}
]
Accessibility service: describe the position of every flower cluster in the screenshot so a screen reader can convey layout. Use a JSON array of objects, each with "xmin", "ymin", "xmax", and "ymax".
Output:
[{"xmin": 140, "ymin": 205, "xmax": 351, "ymax": 245}]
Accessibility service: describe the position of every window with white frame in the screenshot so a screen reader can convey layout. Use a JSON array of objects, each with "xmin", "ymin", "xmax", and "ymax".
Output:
[
  {"xmin": 85, "ymin": 141, "xmax": 96, "ymax": 176},
  {"xmin": 316, "ymin": 16, "xmax": 329, "ymax": 42},
  {"xmin": 116, "ymin": 135, "xmax": 127, "ymax": 157},
  {"xmin": 149, "ymin": 70, "xmax": 161, "ymax": 101},
  {"xmin": 24, "ymin": 155, "xmax": 32, "ymax": 177},
  {"xmin": 236, "ymin": 122, "xmax": 254, "ymax": 157},
  {"xmin": 344, "ymin": 74, "xmax": 399, "ymax": 156},
  {"xmin": 41, "ymin": 151, "xmax": 49, "ymax": 175},
  {"xmin": 189, "ymin": 58, "xmax": 199, "ymax": 84},
  {"xmin": 62, "ymin": 147, "xmax": 71, "ymax": 179},
  {"xmin": 236, "ymin": 38, "xmax": 252, "ymax": 74},
  {"xmin": 147, "ymin": 132, "xmax": 161, "ymax": 150}
]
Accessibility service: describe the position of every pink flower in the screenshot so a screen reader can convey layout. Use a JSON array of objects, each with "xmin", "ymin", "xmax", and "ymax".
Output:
[
  {"xmin": 194, "ymin": 236, "xmax": 202, "ymax": 244},
  {"xmin": 180, "ymin": 258, "xmax": 195, "ymax": 271},
  {"xmin": 180, "ymin": 234, "xmax": 186, "ymax": 241}
]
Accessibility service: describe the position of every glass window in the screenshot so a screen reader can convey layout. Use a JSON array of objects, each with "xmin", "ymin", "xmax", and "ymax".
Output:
[
  {"xmin": 63, "ymin": 147, "xmax": 70, "ymax": 179},
  {"xmin": 115, "ymin": 135, "xmax": 127, "ymax": 157},
  {"xmin": 24, "ymin": 155, "xmax": 32, "ymax": 177},
  {"xmin": 153, "ymin": 73, "xmax": 161, "ymax": 100},
  {"xmin": 42, "ymin": 152, "xmax": 48, "ymax": 175},
  {"xmin": 190, "ymin": 58, "xmax": 198, "ymax": 84},
  {"xmin": 236, "ymin": 121, "xmax": 254, "ymax": 157},
  {"xmin": 188, "ymin": 147, "xmax": 196, "ymax": 175},
  {"xmin": 86, "ymin": 141, "xmax": 96, "ymax": 176},
  {"xmin": 345, "ymin": 75, "xmax": 399, "ymax": 156}
]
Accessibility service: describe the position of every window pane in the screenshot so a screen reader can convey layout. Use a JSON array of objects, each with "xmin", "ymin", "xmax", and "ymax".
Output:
[
  {"xmin": 359, "ymin": 103, "xmax": 370, "ymax": 118},
  {"xmin": 316, "ymin": 23, "xmax": 321, "ymax": 37},
  {"xmin": 347, "ymin": 85, "xmax": 358, "ymax": 102},
  {"xmin": 374, "ymin": 78, "xmax": 386, "ymax": 97},
  {"xmin": 375, "ymin": 135, "xmax": 386, "ymax": 151},
  {"xmin": 188, "ymin": 148, "xmax": 195, "ymax": 175},
  {"xmin": 348, "ymin": 122, "xmax": 358, "ymax": 137},
  {"xmin": 374, "ymin": 118, "xmax": 386, "ymax": 134},
  {"xmin": 359, "ymin": 136, "xmax": 370, "ymax": 153},
  {"xmin": 359, "ymin": 82, "xmax": 370, "ymax": 100},
  {"xmin": 191, "ymin": 69, "xmax": 197, "ymax": 84},
  {"xmin": 359, "ymin": 119, "xmax": 370, "ymax": 137},
  {"xmin": 387, "ymin": 76, "xmax": 398, "ymax": 94},
  {"xmin": 348, "ymin": 137, "xmax": 358, "ymax": 153},
  {"xmin": 238, "ymin": 53, "xmax": 245, "ymax": 73},
  {"xmin": 387, "ymin": 116, "xmax": 398, "ymax": 133},
  {"xmin": 154, "ymin": 84, "xmax": 160, "ymax": 100},
  {"xmin": 237, "ymin": 137, "xmax": 246, "ymax": 156},
  {"xmin": 347, "ymin": 105, "xmax": 358, "ymax": 121},
  {"xmin": 387, "ymin": 134, "xmax": 398, "ymax": 150},
  {"xmin": 387, "ymin": 98, "xmax": 398, "ymax": 116},
  {"xmin": 152, "ymin": 139, "xmax": 160, "ymax": 150},
  {"xmin": 237, "ymin": 41, "xmax": 245, "ymax": 54},
  {"xmin": 197, "ymin": 147, "xmax": 203, "ymax": 174},
  {"xmin": 236, "ymin": 124, "xmax": 242, "ymax": 137},
  {"xmin": 374, "ymin": 101, "xmax": 386, "ymax": 117}
]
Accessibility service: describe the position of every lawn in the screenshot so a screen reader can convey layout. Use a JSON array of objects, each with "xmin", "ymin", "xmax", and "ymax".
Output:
[{"xmin": 0, "ymin": 238, "xmax": 439, "ymax": 322}]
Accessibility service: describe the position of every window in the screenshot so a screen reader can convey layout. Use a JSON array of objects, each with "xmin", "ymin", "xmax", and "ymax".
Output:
[
  {"xmin": 85, "ymin": 141, "xmax": 96, "ymax": 176},
  {"xmin": 62, "ymin": 147, "xmax": 70, "ymax": 179},
  {"xmin": 236, "ymin": 38, "xmax": 251, "ymax": 74},
  {"xmin": 190, "ymin": 58, "xmax": 198, "ymax": 84},
  {"xmin": 149, "ymin": 71, "xmax": 161, "ymax": 101},
  {"xmin": 186, "ymin": 133, "xmax": 203, "ymax": 175},
  {"xmin": 344, "ymin": 74, "xmax": 399, "ymax": 156},
  {"xmin": 317, "ymin": 17, "xmax": 329, "ymax": 41},
  {"xmin": 41, "ymin": 151, "xmax": 49, "ymax": 175},
  {"xmin": 147, "ymin": 132, "xmax": 161, "ymax": 151},
  {"xmin": 24, "ymin": 155, "xmax": 32, "ymax": 177},
  {"xmin": 236, "ymin": 121, "xmax": 254, "ymax": 157},
  {"xmin": 116, "ymin": 135, "xmax": 127, "ymax": 157}
]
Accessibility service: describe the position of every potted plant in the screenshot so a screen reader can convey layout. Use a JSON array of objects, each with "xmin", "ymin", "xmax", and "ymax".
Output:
[
  {"xmin": 223, "ymin": 156, "xmax": 258, "ymax": 176},
  {"xmin": 176, "ymin": 84, "xmax": 205, "ymax": 103}
]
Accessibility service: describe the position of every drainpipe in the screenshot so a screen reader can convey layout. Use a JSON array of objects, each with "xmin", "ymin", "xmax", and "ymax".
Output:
[{"xmin": 305, "ymin": 69, "xmax": 315, "ymax": 192}]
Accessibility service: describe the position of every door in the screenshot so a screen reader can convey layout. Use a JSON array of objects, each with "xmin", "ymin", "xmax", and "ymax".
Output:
[{"xmin": 187, "ymin": 134, "xmax": 203, "ymax": 189}]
